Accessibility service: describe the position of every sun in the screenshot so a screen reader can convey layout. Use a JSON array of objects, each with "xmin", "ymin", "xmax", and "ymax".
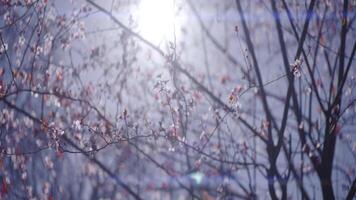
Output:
[{"xmin": 138, "ymin": 0, "xmax": 177, "ymax": 45}]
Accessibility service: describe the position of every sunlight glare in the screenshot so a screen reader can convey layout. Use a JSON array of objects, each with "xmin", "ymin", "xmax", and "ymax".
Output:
[{"xmin": 138, "ymin": 0, "xmax": 177, "ymax": 45}]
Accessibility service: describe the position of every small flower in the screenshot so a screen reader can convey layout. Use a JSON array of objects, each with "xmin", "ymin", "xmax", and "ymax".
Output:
[
  {"xmin": 352, "ymin": 142, "xmax": 356, "ymax": 152},
  {"xmin": 0, "ymin": 43, "xmax": 8, "ymax": 54},
  {"xmin": 220, "ymin": 74, "xmax": 230, "ymax": 84},
  {"xmin": 316, "ymin": 142, "xmax": 321, "ymax": 149},
  {"xmin": 43, "ymin": 34, "xmax": 53, "ymax": 55},
  {"xmin": 293, "ymin": 70, "xmax": 301, "ymax": 78},
  {"xmin": 21, "ymin": 172, "xmax": 27, "ymax": 180},
  {"xmin": 24, "ymin": 0, "xmax": 33, "ymax": 6},
  {"xmin": 302, "ymin": 144, "xmax": 310, "ymax": 153},
  {"xmin": 43, "ymin": 182, "xmax": 50, "ymax": 195},
  {"xmin": 18, "ymin": 35, "xmax": 26, "ymax": 46},
  {"xmin": 194, "ymin": 158, "xmax": 202, "ymax": 169},
  {"xmin": 304, "ymin": 86, "xmax": 311, "ymax": 95},
  {"xmin": 262, "ymin": 119, "xmax": 270, "ymax": 130},
  {"xmin": 298, "ymin": 121, "xmax": 304, "ymax": 130},
  {"xmin": 44, "ymin": 156, "xmax": 54, "ymax": 169},
  {"xmin": 228, "ymin": 93, "xmax": 236, "ymax": 104},
  {"xmin": 0, "ymin": 80, "xmax": 5, "ymax": 97},
  {"xmin": 35, "ymin": 46, "xmax": 43, "ymax": 56},
  {"xmin": 73, "ymin": 120, "xmax": 81, "ymax": 130},
  {"xmin": 4, "ymin": 11, "xmax": 11, "ymax": 24},
  {"xmin": 26, "ymin": 186, "xmax": 33, "ymax": 197},
  {"xmin": 228, "ymin": 85, "xmax": 244, "ymax": 104},
  {"xmin": 291, "ymin": 58, "xmax": 303, "ymax": 78},
  {"xmin": 56, "ymin": 69, "xmax": 63, "ymax": 81}
]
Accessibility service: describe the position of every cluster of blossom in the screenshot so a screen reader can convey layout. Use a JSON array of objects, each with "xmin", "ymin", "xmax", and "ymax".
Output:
[
  {"xmin": 46, "ymin": 123, "xmax": 65, "ymax": 151},
  {"xmin": 72, "ymin": 21, "xmax": 86, "ymax": 40}
]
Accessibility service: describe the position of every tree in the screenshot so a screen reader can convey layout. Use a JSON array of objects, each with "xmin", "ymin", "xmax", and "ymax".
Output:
[{"xmin": 0, "ymin": 0, "xmax": 355, "ymax": 199}]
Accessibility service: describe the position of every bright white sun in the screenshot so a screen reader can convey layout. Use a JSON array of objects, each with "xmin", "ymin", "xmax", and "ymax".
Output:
[{"xmin": 138, "ymin": 0, "xmax": 177, "ymax": 45}]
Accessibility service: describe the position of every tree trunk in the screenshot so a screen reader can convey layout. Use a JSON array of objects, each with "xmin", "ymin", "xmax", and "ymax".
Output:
[{"xmin": 320, "ymin": 176, "xmax": 335, "ymax": 200}]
